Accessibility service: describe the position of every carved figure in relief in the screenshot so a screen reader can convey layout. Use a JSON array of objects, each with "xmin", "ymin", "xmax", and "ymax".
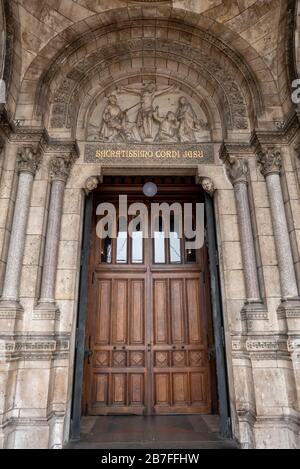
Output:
[
  {"xmin": 117, "ymin": 82, "xmax": 178, "ymax": 141},
  {"xmin": 153, "ymin": 108, "xmax": 179, "ymax": 143},
  {"xmin": 176, "ymin": 96, "xmax": 204, "ymax": 143},
  {"xmin": 99, "ymin": 95, "xmax": 132, "ymax": 143}
]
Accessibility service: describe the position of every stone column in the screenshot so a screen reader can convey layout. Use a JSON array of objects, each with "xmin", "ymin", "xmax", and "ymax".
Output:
[
  {"xmin": 226, "ymin": 157, "xmax": 262, "ymax": 304},
  {"xmin": 0, "ymin": 146, "xmax": 41, "ymax": 315},
  {"xmin": 257, "ymin": 148, "xmax": 300, "ymax": 330},
  {"xmin": 34, "ymin": 153, "xmax": 76, "ymax": 320},
  {"xmin": 0, "ymin": 141, "xmax": 4, "ymax": 181}
]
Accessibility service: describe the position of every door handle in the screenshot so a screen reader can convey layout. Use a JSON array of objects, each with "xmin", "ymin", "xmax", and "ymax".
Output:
[
  {"xmin": 147, "ymin": 344, "xmax": 151, "ymax": 351},
  {"xmin": 208, "ymin": 346, "xmax": 216, "ymax": 361},
  {"xmin": 84, "ymin": 349, "xmax": 93, "ymax": 364},
  {"xmin": 85, "ymin": 336, "xmax": 93, "ymax": 364}
]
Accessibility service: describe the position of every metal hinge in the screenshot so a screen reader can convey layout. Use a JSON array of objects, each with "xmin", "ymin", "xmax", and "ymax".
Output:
[{"xmin": 92, "ymin": 271, "xmax": 95, "ymax": 284}]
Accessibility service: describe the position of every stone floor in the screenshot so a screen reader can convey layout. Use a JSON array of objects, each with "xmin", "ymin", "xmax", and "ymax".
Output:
[{"xmin": 67, "ymin": 415, "xmax": 237, "ymax": 449}]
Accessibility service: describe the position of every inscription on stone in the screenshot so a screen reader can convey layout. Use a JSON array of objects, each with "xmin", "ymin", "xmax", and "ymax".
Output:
[{"xmin": 84, "ymin": 143, "xmax": 214, "ymax": 165}]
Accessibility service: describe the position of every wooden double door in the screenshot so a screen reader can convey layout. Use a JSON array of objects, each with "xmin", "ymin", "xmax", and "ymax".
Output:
[{"xmin": 83, "ymin": 179, "xmax": 216, "ymax": 416}]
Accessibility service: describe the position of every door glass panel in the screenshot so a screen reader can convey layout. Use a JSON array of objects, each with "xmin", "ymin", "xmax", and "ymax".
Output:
[
  {"xmin": 101, "ymin": 236, "xmax": 112, "ymax": 264},
  {"xmin": 169, "ymin": 214, "xmax": 181, "ymax": 263},
  {"xmin": 132, "ymin": 223, "xmax": 143, "ymax": 264},
  {"xmin": 117, "ymin": 231, "xmax": 128, "ymax": 264},
  {"xmin": 170, "ymin": 232, "xmax": 181, "ymax": 263},
  {"xmin": 154, "ymin": 232, "xmax": 165, "ymax": 264},
  {"xmin": 154, "ymin": 216, "xmax": 165, "ymax": 264},
  {"xmin": 185, "ymin": 238, "xmax": 197, "ymax": 263}
]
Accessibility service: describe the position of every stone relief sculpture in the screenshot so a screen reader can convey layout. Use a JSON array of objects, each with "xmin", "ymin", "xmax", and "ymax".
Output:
[
  {"xmin": 96, "ymin": 83, "xmax": 209, "ymax": 143},
  {"xmin": 117, "ymin": 81, "xmax": 178, "ymax": 141},
  {"xmin": 153, "ymin": 108, "xmax": 179, "ymax": 143},
  {"xmin": 176, "ymin": 96, "xmax": 207, "ymax": 143},
  {"xmin": 99, "ymin": 94, "xmax": 133, "ymax": 143}
]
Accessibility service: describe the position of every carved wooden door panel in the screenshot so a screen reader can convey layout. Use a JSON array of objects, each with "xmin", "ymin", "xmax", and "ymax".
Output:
[
  {"xmin": 152, "ymin": 270, "xmax": 211, "ymax": 414},
  {"xmin": 84, "ymin": 182, "xmax": 213, "ymax": 416},
  {"xmin": 86, "ymin": 271, "xmax": 149, "ymax": 415}
]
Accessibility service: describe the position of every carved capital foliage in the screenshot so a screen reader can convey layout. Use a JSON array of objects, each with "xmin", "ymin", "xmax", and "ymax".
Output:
[
  {"xmin": 257, "ymin": 147, "xmax": 282, "ymax": 178},
  {"xmin": 17, "ymin": 146, "xmax": 42, "ymax": 176},
  {"xmin": 50, "ymin": 152, "xmax": 77, "ymax": 182},
  {"xmin": 226, "ymin": 157, "xmax": 249, "ymax": 185},
  {"xmin": 200, "ymin": 177, "xmax": 215, "ymax": 196}
]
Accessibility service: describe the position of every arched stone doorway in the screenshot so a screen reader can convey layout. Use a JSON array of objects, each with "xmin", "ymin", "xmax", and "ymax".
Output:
[
  {"xmin": 0, "ymin": 2, "xmax": 299, "ymax": 450},
  {"xmin": 70, "ymin": 174, "xmax": 231, "ymax": 446}
]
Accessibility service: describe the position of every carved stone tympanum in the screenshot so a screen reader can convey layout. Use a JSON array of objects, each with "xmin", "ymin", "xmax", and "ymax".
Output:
[{"xmin": 94, "ymin": 82, "xmax": 209, "ymax": 144}]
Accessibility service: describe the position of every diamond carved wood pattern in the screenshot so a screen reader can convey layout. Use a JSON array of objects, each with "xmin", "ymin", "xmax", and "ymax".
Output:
[
  {"xmin": 113, "ymin": 351, "xmax": 126, "ymax": 367},
  {"xmin": 173, "ymin": 351, "xmax": 186, "ymax": 367},
  {"xmin": 130, "ymin": 352, "xmax": 144, "ymax": 367},
  {"xmin": 190, "ymin": 351, "xmax": 205, "ymax": 367},
  {"xmin": 155, "ymin": 352, "xmax": 168, "ymax": 368},
  {"xmin": 95, "ymin": 351, "xmax": 109, "ymax": 367}
]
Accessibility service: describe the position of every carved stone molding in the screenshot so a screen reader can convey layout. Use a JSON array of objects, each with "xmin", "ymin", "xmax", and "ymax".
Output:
[
  {"xmin": 200, "ymin": 177, "xmax": 215, "ymax": 196},
  {"xmin": 251, "ymin": 112, "xmax": 300, "ymax": 148},
  {"xmin": 43, "ymin": 32, "xmax": 252, "ymax": 132},
  {"xmin": 219, "ymin": 141, "xmax": 252, "ymax": 161},
  {"xmin": 39, "ymin": 132, "xmax": 79, "ymax": 156},
  {"xmin": 85, "ymin": 176, "xmax": 101, "ymax": 194},
  {"xmin": 49, "ymin": 152, "xmax": 77, "ymax": 183},
  {"xmin": 0, "ymin": 333, "xmax": 70, "ymax": 361},
  {"xmin": 225, "ymin": 157, "xmax": 249, "ymax": 185},
  {"xmin": 257, "ymin": 147, "xmax": 282, "ymax": 178},
  {"xmin": 17, "ymin": 146, "xmax": 42, "ymax": 176}
]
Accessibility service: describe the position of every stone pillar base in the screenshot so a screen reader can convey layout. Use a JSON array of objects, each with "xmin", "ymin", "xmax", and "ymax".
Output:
[
  {"xmin": 277, "ymin": 298, "xmax": 300, "ymax": 333},
  {"xmin": 33, "ymin": 302, "xmax": 60, "ymax": 322},
  {"xmin": 241, "ymin": 301, "xmax": 268, "ymax": 333},
  {"xmin": 0, "ymin": 300, "xmax": 23, "ymax": 333}
]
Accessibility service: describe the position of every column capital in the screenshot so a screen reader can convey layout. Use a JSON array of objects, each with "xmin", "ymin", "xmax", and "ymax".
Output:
[
  {"xmin": 225, "ymin": 157, "xmax": 249, "ymax": 185},
  {"xmin": 50, "ymin": 152, "xmax": 77, "ymax": 183},
  {"xmin": 257, "ymin": 147, "xmax": 282, "ymax": 178},
  {"xmin": 17, "ymin": 145, "xmax": 42, "ymax": 176}
]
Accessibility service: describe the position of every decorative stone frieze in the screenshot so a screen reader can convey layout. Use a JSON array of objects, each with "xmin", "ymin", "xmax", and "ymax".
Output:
[{"xmin": 0, "ymin": 333, "xmax": 70, "ymax": 361}]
